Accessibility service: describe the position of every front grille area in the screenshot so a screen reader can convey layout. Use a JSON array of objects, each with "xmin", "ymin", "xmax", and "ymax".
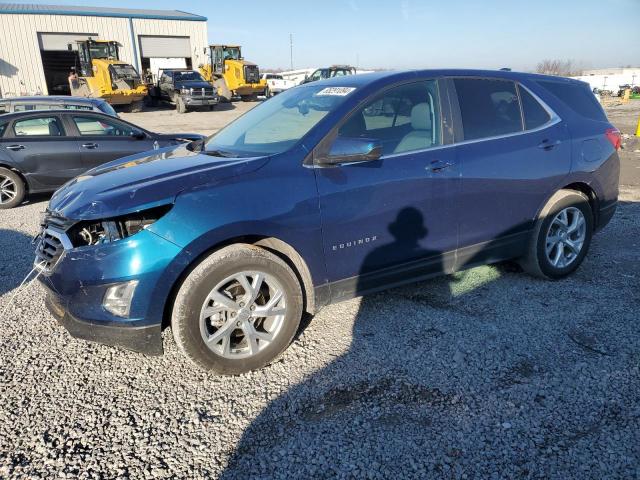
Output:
[
  {"xmin": 34, "ymin": 228, "xmax": 69, "ymax": 272},
  {"xmin": 244, "ymin": 65, "xmax": 260, "ymax": 84}
]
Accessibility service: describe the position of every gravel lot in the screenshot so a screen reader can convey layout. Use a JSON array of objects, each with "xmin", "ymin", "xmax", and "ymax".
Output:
[{"xmin": 1, "ymin": 101, "xmax": 639, "ymax": 479}]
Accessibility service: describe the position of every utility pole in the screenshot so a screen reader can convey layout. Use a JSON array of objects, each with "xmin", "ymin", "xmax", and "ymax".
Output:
[{"xmin": 289, "ymin": 34, "xmax": 293, "ymax": 70}]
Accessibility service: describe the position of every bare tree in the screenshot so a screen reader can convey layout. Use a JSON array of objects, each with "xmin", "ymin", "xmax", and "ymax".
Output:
[{"xmin": 536, "ymin": 59, "xmax": 583, "ymax": 77}]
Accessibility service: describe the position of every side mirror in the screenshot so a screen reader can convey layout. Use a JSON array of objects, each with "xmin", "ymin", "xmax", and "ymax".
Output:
[
  {"xmin": 317, "ymin": 137, "xmax": 382, "ymax": 166},
  {"xmin": 130, "ymin": 130, "xmax": 146, "ymax": 140}
]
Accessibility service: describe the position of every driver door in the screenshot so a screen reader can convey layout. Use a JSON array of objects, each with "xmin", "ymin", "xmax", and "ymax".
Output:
[
  {"xmin": 66, "ymin": 113, "xmax": 155, "ymax": 169},
  {"xmin": 313, "ymin": 79, "xmax": 460, "ymax": 299}
]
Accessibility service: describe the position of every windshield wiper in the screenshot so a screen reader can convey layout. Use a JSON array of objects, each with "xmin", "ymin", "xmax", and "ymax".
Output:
[{"xmin": 204, "ymin": 149, "xmax": 239, "ymax": 158}]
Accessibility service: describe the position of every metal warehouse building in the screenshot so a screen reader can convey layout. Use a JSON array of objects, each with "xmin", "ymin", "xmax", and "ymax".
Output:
[{"xmin": 0, "ymin": 3, "xmax": 208, "ymax": 97}]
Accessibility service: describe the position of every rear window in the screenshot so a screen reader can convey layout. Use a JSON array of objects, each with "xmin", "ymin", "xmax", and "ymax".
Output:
[
  {"xmin": 519, "ymin": 87, "xmax": 551, "ymax": 130},
  {"xmin": 97, "ymin": 102, "xmax": 117, "ymax": 117},
  {"xmin": 537, "ymin": 80, "xmax": 607, "ymax": 122},
  {"xmin": 454, "ymin": 78, "xmax": 523, "ymax": 141}
]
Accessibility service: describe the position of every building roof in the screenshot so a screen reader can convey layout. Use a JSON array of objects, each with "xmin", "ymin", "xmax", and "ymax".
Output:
[{"xmin": 0, "ymin": 3, "xmax": 207, "ymax": 21}]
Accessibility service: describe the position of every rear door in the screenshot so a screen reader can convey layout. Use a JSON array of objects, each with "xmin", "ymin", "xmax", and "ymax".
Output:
[
  {"xmin": 0, "ymin": 114, "xmax": 84, "ymax": 190},
  {"xmin": 67, "ymin": 113, "xmax": 156, "ymax": 169},
  {"xmin": 450, "ymin": 77, "xmax": 571, "ymax": 266}
]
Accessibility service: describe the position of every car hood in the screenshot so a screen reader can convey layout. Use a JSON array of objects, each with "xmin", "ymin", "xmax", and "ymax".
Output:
[
  {"xmin": 48, "ymin": 144, "xmax": 269, "ymax": 221},
  {"xmin": 175, "ymin": 80, "xmax": 214, "ymax": 90}
]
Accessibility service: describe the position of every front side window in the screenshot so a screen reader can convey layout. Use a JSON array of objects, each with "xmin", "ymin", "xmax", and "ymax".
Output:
[
  {"xmin": 205, "ymin": 84, "xmax": 355, "ymax": 156},
  {"xmin": 454, "ymin": 78, "xmax": 523, "ymax": 141},
  {"xmin": 0, "ymin": 123, "xmax": 7, "ymax": 137},
  {"xmin": 337, "ymin": 80, "xmax": 441, "ymax": 156},
  {"xmin": 13, "ymin": 117, "xmax": 64, "ymax": 136},
  {"xmin": 72, "ymin": 116, "xmax": 135, "ymax": 136},
  {"xmin": 309, "ymin": 70, "xmax": 324, "ymax": 82},
  {"xmin": 519, "ymin": 87, "xmax": 551, "ymax": 130}
]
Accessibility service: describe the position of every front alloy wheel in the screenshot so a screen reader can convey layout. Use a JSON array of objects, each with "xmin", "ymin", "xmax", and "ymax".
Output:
[
  {"xmin": 200, "ymin": 271, "xmax": 287, "ymax": 359},
  {"xmin": 172, "ymin": 244, "xmax": 303, "ymax": 374}
]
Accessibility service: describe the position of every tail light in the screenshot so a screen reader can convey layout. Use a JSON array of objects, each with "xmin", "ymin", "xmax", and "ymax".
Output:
[{"xmin": 605, "ymin": 128, "xmax": 621, "ymax": 150}]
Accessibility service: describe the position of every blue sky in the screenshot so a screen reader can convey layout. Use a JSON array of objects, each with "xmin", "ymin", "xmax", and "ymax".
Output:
[{"xmin": 24, "ymin": 0, "xmax": 640, "ymax": 71}]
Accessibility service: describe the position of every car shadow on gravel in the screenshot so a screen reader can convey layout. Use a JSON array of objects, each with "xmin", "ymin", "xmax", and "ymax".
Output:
[
  {"xmin": 221, "ymin": 201, "xmax": 640, "ymax": 479},
  {"xmin": 0, "ymin": 228, "xmax": 36, "ymax": 296}
]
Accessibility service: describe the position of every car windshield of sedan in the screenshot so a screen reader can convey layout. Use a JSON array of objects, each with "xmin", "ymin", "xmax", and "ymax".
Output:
[{"xmin": 204, "ymin": 85, "xmax": 356, "ymax": 157}]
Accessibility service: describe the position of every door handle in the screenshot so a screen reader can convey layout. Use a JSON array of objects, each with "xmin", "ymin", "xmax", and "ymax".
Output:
[
  {"xmin": 427, "ymin": 159, "xmax": 453, "ymax": 173},
  {"xmin": 82, "ymin": 143, "xmax": 98, "ymax": 149},
  {"xmin": 538, "ymin": 139, "xmax": 561, "ymax": 151},
  {"xmin": 6, "ymin": 144, "xmax": 25, "ymax": 151}
]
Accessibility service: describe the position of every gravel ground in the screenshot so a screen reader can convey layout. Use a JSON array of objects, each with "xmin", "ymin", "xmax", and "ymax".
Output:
[{"xmin": 1, "ymin": 102, "xmax": 639, "ymax": 479}]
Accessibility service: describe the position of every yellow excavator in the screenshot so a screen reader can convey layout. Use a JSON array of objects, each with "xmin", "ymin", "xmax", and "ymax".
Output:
[
  {"xmin": 200, "ymin": 45, "xmax": 266, "ymax": 102},
  {"xmin": 70, "ymin": 39, "xmax": 147, "ymax": 112}
]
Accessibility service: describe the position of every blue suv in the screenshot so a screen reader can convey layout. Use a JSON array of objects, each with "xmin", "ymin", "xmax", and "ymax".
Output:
[{"xmin": 35, "ymin": 70, "xmax": 620, "ymax": 374}]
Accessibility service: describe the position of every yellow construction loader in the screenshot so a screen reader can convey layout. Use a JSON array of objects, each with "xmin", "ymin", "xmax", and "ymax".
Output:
[
  {"xmin": 70, "ymin": 39, "xmax": 147, "ymax": 112},
  {"xmin": 200, "ymin": 45, "xmax": 266, "ymax": 102}
]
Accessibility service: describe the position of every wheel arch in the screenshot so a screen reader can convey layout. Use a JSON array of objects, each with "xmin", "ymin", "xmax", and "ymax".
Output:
[
  {"xmin": 0, "ymin": 163, "xmax": 28, "ymax": 193},
  {"xmin": 161, "ymin": 235, "xmax": 316, "ymax": 330},
  {"xmin": 561, "ymin": 182, "xmax": 599, "ymax": 226}
]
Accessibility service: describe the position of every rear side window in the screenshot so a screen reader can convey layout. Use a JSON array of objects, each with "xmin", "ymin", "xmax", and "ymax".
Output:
[
  {"xmin": 537, "ymin": 80, "xmax": 607, "ymax": 122},
  {"xmin": 519, "ymin": 87, "xmax": 551, "ymax": 130},
  {"xmin": 0, "ymin": 103, "xmax": 8, "ymax": 114},
  {"xmin": 14, "ymin": 104, "xmax": 37, "ymax": 112},
  {"xmin": 13, "ymin": 117, "xmax": 64, "ymax": 136},
  {"xmin": 454, "ymin": 78, "xmax": 523, "ymax": 140}
]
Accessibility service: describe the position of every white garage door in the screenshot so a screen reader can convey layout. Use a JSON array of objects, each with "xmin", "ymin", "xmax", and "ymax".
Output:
[
  {"xmin": 139, "ymin": 36, "xmax": 191, "ymax": 58},
  {"xmin": 38, "ymin": 32, "xmax": 98, "ymax": 51}
]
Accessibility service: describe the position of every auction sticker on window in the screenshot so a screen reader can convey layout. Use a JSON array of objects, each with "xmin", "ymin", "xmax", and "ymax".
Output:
[{"xmin": 315, "ymin": 87, "xmax": 356, "ymax": 96}]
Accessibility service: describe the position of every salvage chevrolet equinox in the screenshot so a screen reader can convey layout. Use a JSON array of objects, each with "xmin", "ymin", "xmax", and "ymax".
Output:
[{"xmin": 35, "ymin": 70, "xmax": 620, "ymax": 374}]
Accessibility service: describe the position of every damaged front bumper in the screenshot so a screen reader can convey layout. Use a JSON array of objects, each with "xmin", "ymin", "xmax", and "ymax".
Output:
[{"xmin": 35, "ymin": 225, "xmax": 183, "ymax": 356}]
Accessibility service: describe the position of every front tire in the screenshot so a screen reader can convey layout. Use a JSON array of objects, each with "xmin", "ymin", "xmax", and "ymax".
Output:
[
  {"xmin": 520, "ymin": 189, "xmax": 593, "ymax": 279},
  {"xmin": 0, "ymin": 168, "xmax": 25, "ymax": 209},
  {"xmin": 171, "ymin": 244, "xmax": 303, "ymax": 374},
  {"xmin": 175, "ymin": 96, "xmax": 187, "ymax": 114}
]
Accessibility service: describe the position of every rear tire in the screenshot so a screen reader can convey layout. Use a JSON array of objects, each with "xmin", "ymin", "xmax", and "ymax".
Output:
[
  {"xmin": 171, "ymin": 244, "xmax": 303, "ymax": 374},
  {"xmin": 520, "ymin": 189, "xmax": 593, "ymax": 279},
  {"xmin": 0, "ymin": 168, "xmax": 25, "ymax": 209}
]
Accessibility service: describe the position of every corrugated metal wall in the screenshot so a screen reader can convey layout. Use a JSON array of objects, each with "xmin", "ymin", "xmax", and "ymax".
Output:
[{"xmin": 0, "ymin": 14, "xmax": 207, "ymax": 96}]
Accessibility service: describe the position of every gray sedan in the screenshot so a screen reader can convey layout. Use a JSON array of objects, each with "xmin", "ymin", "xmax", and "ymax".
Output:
[{"xmin": 0, "ymin": 110, "xmax": 203, "ymax": 208}]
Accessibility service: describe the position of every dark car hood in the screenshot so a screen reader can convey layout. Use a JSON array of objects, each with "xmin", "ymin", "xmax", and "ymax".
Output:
[
  {"xmin": 48, "ymin": 144, "xmax": 269, "ymax": 220},
  {"xmin": 174, "ymin": 80, "xmax": 214, "ymax": 90}
]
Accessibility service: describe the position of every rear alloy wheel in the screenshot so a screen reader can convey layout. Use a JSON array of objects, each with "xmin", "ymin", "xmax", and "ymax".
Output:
[
  {"xmin": 172, "ymin": 244, "xmax": 303, "ymax": 374},
  {"xmin": 521, "ymin": 189, "xmax": 593, "ymax": 279},
  {"xmin": 0, "ymin": 168, "xmax": 25, "ymax": 209}
]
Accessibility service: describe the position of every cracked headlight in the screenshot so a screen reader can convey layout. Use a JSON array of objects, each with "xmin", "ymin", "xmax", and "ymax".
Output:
[{"xmin": 67, "ymin": 205, "xmax": 172, "ymax": 247}]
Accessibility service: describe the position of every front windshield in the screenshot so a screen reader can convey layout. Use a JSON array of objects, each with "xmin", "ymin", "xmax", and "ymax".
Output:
[
  {"xmin": 174, "ymin": 71, "xmax": 206, "ymax": 82},
  {"xmin": 89, "ymin": 42, "xmax": 118, "ymax": 59},
  {"xmin": 205, "ymin": 85, "xmax": 356, "ymax": 156},
  {"xmin": 224, "ymin": 47, "xmax": 241, "ymax": 60}
]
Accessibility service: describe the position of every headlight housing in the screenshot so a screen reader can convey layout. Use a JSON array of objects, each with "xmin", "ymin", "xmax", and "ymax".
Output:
[{"xmin": 67, "ymin": 205, "xmax": 172, "ymax": 247}]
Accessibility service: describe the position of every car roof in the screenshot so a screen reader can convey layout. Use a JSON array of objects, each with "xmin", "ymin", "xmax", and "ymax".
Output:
[
  {"xmin": 0, "ymin": 96, "xmax": 104, "ymax": 105},
  {"xmin": 308, "ymin": 69, "xmax": 588, "ymax": 88},
  {"xmin": 0, "ymin": 109, "xmax": 109, "ymax": 122}
]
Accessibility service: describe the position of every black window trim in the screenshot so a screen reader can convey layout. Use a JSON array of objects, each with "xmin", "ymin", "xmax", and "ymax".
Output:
[
  {"xmin": 446, "ymin": 76, "xmax": 561, "ymax": 146},
  {"xmin": 310, "ymin": 77, "xmax": 452, "ymax": 167}
]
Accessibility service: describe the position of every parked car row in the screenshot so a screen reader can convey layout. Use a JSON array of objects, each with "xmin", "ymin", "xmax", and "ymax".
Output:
[{"xmin": 30, "ymin": 69, "xmax": 619, "ymax": 375}]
